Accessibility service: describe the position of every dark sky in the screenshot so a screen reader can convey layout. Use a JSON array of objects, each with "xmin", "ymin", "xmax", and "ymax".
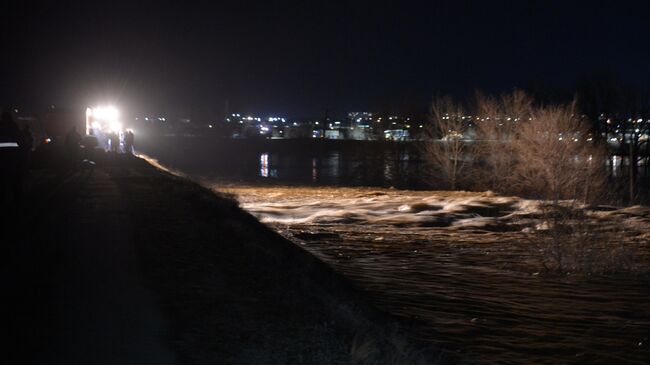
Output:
[{"xmin": 1, "ymin": 1, "xmax": 649, "ymax": 118}]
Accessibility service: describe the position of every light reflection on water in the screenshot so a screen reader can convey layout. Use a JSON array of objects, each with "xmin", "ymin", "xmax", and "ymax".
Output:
[
  {"xmin": 260, "ymin": 153, "xmax": 268, "ymax": 177},
  {"xmin": 259, "ymin": 153, "xmax": 277, "ymax": 178},
  {"xmin": 325, "ymin": 152, "xmax": 340, "ymax": 182},
  {"xmin": 253, "ymin": 149, "xmax": 646, "ymax": 194},
  {"xmin": 256, "ymin": 149, "xmax": 424, "ymax": 188},
  {"xmin": 139, "ymin": 136, "xmax": 647, "ymax": 195}
]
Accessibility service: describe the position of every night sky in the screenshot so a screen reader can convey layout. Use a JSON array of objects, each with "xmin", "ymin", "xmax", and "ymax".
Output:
[{"xmin": 1, "ymin": 1, "xmax": 649, "ymax": 118}]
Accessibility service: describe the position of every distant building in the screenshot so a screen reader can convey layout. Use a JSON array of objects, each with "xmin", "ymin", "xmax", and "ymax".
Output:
[
  {"xmin": 325, "ymin": 129, "xmax": 342, "ymax": 139},
  {"xmin": 384, "ymin": 129, "xmax": 410, "ymax": 141}
]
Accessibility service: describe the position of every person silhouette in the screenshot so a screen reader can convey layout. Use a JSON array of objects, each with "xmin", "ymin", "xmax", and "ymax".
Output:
[
  {"xmin": 21, "ymin": 124, "xmax": 33, "ymax": 150},
  {"xmin": 124, "ymin": 130, "xmax": 134, "ymax": 154},
  {"xmin": 0, "ymin": 111, "xmax": 25, "ymax": 206},
  {"xmin": 65, "ymin": 126, "xmax": 82, "ymax": 169},
  {"xmin": 109, "ymin": 131, "xmax": 119, "ymax": 153},
  {"xmin": 21, "ymin": 124, "xmax": 33, "ymax": 166}
]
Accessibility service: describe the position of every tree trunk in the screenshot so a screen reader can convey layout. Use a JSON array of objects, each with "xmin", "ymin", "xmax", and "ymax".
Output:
[
  {"xmin": 452, "ymin": 153, "xmax": 458, "ymax": 190},
  {"xmin": 629, "ymin": 140, "xmax": 636, "ymax": 204}
]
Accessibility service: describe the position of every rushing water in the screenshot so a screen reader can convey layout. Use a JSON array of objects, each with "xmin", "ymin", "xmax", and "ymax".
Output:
[
  {"xmin": 139, "ymin": 137, "xmax": 650, "ymax": 364},
  {"xmin": 227, "ymin": 187, "xmax": 650, "ymax": 365}
]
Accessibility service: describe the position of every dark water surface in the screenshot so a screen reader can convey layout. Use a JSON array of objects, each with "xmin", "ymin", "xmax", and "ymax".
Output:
[{"xmin": 138, "ymin": 135, "xmax": 430, "ymax": 188}]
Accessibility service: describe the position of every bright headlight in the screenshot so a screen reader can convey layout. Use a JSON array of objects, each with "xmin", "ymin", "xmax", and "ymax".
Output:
[{"xmin": 109, "ymin": 121, "xmax": 122, "ymax": 133}]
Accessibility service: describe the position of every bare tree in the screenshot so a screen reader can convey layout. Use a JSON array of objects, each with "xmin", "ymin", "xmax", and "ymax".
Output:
[
  {"xmin": 509, "ymin": 100, "xmax": 607, "ymax": 203},
  {"xmin": 423, "ymin": 97, "xmax": 469, "ymax": 190},
  {"xmin": 426, "ymin": 91, "xmax": 608, "ymax": 201},
  {"xmin": 504, "ymin": 97, "xmax": 615, "ymax": 274},
  {"xmin": 427, "ymin": 91, "xmax": 625, "ymax": 274},
  {"xmin": 472, "ymin": 90, "xmax": 533, "ymax": 192}
]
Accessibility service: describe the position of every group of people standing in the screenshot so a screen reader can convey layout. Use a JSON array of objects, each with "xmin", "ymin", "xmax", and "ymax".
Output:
[
  {"xmin": 107, "ymin": 129, "xmax": 135, "ymax": 154},
  {"xmin": 1, "ymin": 108, "xmax": 138, "ymax": 207}
]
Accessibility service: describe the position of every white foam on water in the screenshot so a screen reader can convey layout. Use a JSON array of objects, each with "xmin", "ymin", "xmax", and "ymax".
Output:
[
  {"xmin": 219, "ymin": 186, "xmax": 650, "ymax": 237},
  {"xmin": 139, "ymin": 155, "xmax": 647, "ymax": 235},
  {"xmin": 226, "ymin": 187, "xmax": 541, "ymax": 232}
]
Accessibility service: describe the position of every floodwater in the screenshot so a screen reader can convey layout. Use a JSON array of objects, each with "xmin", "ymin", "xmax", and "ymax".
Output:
[
  {"xmin": 138, "ymin": 137, "xmax": 650, "ymax": 364},
  {"xmin": 225, "ymin": 187, "xmax": 650, "ymax": 365}
]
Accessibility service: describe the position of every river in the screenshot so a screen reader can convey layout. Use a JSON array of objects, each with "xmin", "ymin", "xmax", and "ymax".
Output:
[{"xmin": 138, "ymin": 136, "xmax": 650, "ymax": 364}]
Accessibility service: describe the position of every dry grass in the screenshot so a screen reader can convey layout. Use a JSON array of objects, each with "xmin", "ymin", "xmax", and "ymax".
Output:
[{"xmin": 350, "ymin": 329, "xmax": 466, "ymax": 365}]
